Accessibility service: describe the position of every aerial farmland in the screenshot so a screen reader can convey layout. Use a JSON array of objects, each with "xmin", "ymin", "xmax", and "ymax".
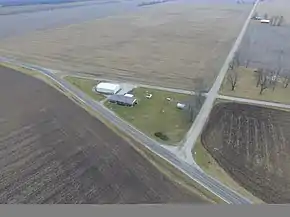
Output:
[
  {"xmin": 0, "ymin": 65, "xmax": 207, "ymax": 204},
  {"xmin": 202, "ymin": 102, "xmax": 290, "ymax": 203},
  {"xmin": 0, "ymin": 0, "xmax": 252, "ymax": 90}
]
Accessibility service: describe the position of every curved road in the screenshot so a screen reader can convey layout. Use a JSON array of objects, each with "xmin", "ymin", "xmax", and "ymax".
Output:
[
  {"xmin": 0, "ymin": 0, "xmax": 260, "ymax": 205},
  {"xmin": 0, "ymin": 60, "xmax": 250, "ymax": 204}
]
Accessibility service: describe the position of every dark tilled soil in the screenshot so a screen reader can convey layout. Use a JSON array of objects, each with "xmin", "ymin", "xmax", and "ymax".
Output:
[
  {"xmin": 202, "ymin": 102, "xmax": 290, "ymax": 203},
  {"xmin": 0, "ymin": 65, "xmax": 206, "ymax": 204}
]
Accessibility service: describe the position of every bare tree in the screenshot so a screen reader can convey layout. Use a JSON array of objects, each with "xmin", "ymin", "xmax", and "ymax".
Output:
[
  {"xmin": 271, "ymin": 16, "xmax": 279, "ymax": 26},
  {"xmin": 227, "ymin": 70, "xmax": 238, "ymax": 91},
  {"xmin": 270, "ymin": 16, "xmax": 274, "ymax": 25},
  {"xmin": 277, "ymin": 49, "xmax": 284, "ymax": 71},
  {"xmin": 185, "ymin": 93, "xmax": 204, "ymax": 123},
  {"xmin": 229, "ymin": 60, "xmax": 234, "ymax": 70},
  {"xmin": 255, "ymin": 68, "xmax": 264, "ymax": 87},
  {"xmin": 243, "ymin": 34, "xmax": 255, "ymax": 68},
  {"xmin": 233, "ymin": 51, "xmax": 240, "ymax": 68},
  {"xmin": 283, "ymin": 75, "xmax": 290, "ymax": 88},
  {"xmin": 184, "ymin": 78, "xmax": 205, "ymax": 123},
  {"xmin": 229, "ymin": 51, "xmax": 240, "ymax": 70},
  {"xmin": 259, "ymin": 70, "xmax": 271, "ymax": 94},
  {"xmin": 185, "ymin": 101, "xmax": 195, "ymax": 122},
  {"xmin": 269, "ymin": 70, "xmax": 279, "ymax": 91},
  {"xmin": 245, "ymin": 59, "xmax": 250, "ymax": 68},
  {"xmin": 277, "ymin": 16, "xmax": 284, "ymax": 26}
]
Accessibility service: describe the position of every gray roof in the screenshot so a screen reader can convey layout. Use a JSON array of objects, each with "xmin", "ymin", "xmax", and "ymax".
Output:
[{"xmin": 108, "ymin": 95, "xmax": 136, "ymax": 105}]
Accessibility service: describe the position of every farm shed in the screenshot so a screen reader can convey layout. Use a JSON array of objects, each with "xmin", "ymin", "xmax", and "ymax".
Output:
[
  {"xmin": 108, "ymin": 95, "xmax": 137, "ymax": 106},
  {"xmin": 260, "ymin": 19, "xmax": 270, "ymax": 24},
  {"xmin": 177, "ymin": 103, "xmax": 186, "ymax": 109},
  {"xmin": 95, "ymin": 82, "xmax": 121, "ymax": 95}
]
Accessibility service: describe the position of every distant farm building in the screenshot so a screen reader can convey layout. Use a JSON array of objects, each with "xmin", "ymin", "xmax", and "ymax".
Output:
[
  {"xmin": 108, "ymin": 95, "xmax": 137, "ymax": 107},
  {"xmin": 124, "ymin": 93, "xmax": 134, "ymax": 98},
  {"xmin": 95, "ymin": 82, "xmax": 121, "ymax": 95},
  {"xmin": 260, "ymin": 19, "xmax": 270, "ymax": 24}
]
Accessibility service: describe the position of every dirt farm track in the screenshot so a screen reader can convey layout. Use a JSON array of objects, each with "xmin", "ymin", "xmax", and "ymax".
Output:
[
  {"xmin": 202, "ymin": 103, "xmax": 290, "ymax": 203},
  {"xmin": 0, "ymin": 65, "xmax": 206, "ymax": 204},
  {"xmin": 0, "ymin": 1, "xmax": 252, "ymax": 90}
]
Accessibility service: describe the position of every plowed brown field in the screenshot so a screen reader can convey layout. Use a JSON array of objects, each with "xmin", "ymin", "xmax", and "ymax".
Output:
[
  {"xmin": 202, "ymin": 102, "xmax": 290, "ymax": 203},
  {"xmin": 0, "ymin": 65, "xmax": 206, "ymax": 204}
]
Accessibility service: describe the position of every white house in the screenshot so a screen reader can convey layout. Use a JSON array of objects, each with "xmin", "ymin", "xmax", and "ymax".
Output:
[{"xmin": 95, "ymin": 82, "xmax": 121, "ymax": 95}]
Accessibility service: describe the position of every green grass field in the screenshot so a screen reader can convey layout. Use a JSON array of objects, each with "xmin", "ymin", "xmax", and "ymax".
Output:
[
  {"xmin": 220, "ymin": 67, "xmax": 290, "ymax": 104},
  {"xmin": 64, "ymin": 76, "xmax": 105, "ymax": 101},
  {"xmin": 105, "ymin": 87, "xmax": 197, "ymax": 145}
]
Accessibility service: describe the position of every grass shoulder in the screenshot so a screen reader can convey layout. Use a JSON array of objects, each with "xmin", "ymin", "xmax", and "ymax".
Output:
[
  {"xmin": 0, "ymin": 62, "xmax": 69, "ymax": 94},
  {"xmin": 105, "ymin": 87, "xmax": 200, "ymax": 145},
  {"xmin": 2, "ymin": 62, "xmax": 221, "ymax": 203},
  {"xmin": 193, "ymin": 137, "xmax": 264, "ymax": 204},
  {"xmin": 1, "ymin": 62, "xmax": 216, "ymax": 204},
  {"xmin": 73, "ymin": 93, "xmax": 220, "ymax": 204},
  {"xmin": 1, "ymin": 62, "xmax": 40, "ymax": 77},
  {"xmin": 64, "ymin": 76, "xmax": 105, "ymax": 101},
  {"xmin": 220, "ymin": 67, "xmax": 290, "ymax": 104}
]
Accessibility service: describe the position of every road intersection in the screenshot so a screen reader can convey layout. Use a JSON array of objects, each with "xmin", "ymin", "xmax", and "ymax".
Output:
[
  {"xmin": 0, "ymin": 0, "xmax": 268, "ymax": 205},
  {"xmin": 0, "ymin": 59, "xmax": 253, "ymax": 204},
  {"xmin": 179, "ymin": 0, "xmax": 261, "ymax": 164}
]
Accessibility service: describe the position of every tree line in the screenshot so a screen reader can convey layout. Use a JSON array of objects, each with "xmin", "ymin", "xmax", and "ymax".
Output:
[
  {"xmin": 227, "ymin": 49, "xmax": 290, "ymax": 95},
  {"xmin": 252, "ymin": 12, "xmax": 285, "ymax": 26}
]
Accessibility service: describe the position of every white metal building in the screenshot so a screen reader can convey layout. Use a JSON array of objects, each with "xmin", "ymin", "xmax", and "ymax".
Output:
[
  {"xmin": 260, "ymin": 19, "xmax": 270, "ymax": 24},
  {"xmin": 95, "ymin": 82, "xmax": 121, "ymax": 95}
]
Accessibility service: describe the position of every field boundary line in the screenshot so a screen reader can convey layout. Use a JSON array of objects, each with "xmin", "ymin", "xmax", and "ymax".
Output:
[
  {"xmin": 0, "ymin": 58, "xmax": 251, "ymax": 204},
  {"xmin": 218, "ymin": 94, "xmax": 290, "ymax": 110}
]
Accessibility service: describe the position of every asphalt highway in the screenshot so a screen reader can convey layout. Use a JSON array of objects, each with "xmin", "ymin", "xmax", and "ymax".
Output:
[
  {"xmin": 0, "ymin": 0, "xmax": 260, "ymax": 204},
  {"xmin": 3, "ymin": 61, "xmax": 251, "ymax": 204}
]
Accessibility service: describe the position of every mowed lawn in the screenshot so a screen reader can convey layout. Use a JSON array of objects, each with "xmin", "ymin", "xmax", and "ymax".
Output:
[
  {"xmin": 105, "ymin": 88, "xmax": 194, "ymax": 145},
  {"xmin": 0, "ymin": 65, "xmax": 207, "ymax": 204},
  {"xmin": 64, "ymin": 76, "xmax": 105, "ymax": 101},
  {"xmin": 220, "ymin": 67, "xmax": 290, "ymax": 104}
]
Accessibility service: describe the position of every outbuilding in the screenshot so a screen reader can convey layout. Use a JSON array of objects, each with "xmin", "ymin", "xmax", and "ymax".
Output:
[
  {"xmin": 260, "ymin": 19, "xmax": 270, "ymax": 24},
  {"xmin": 108, "ymin": 95, "xmax": 137, "ymax": 107},
  {"xmin": 177, "ymin": 103, "xmax": 186, "ymax": 109},
  {"xmin": 124, "ymin": 93, "xmax": 134, "ymax": 98},
  {"xmin": 95, "ymin": 82, "xmax": 121, "ymax": 95}
]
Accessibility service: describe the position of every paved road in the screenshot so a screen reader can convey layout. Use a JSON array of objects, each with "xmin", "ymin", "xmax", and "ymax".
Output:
[
  {"xmin": 1, "ymin": 59, "xmax": 252, "ymax": 204},
  {"xmin": 218, "ymin": 94, "xmax": 290, "ymax": 109},
  {"xmin": 179, "ymin": 0, "xmax": 261, "ymax": 164},
  {"xmin": 0, "ymin": 1, "xmax": 260, "ymax": 204}
]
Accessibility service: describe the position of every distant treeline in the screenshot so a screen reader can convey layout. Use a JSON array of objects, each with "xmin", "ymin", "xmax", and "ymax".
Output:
[
  {"xmin": 0, "ymin": 0, "xmax": 95, "ymax": 7},
  {"xmin": 138, "ymin": 0, "xmax": 174, "ymax": 7}
]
